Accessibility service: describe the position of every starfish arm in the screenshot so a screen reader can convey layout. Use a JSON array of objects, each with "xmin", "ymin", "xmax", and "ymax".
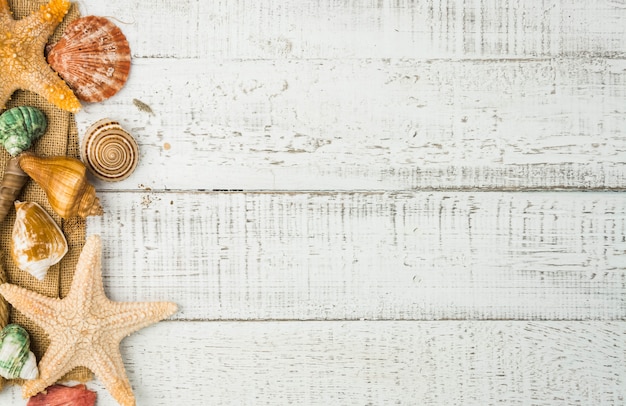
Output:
[
  {"xmin": 0, "ymin": 79, "xmax": 16, "ymax": 110},
  {"xmin": 0, "ymin": 283, "xmax": 60, "ymax": 330},
  {"xmin": 105, "ymin": 300, "xmax": 178, "ymax": 340},
  {"xmin": 21, "ymin": 340, "xmax": 78, "ymax": 398},
  {"xmin": 24, "ymin": 63, "xmax": 81, "ymax": 112},
  {"xmin": 87, "ymin": 343, "xmax": 136, "ymax": 406},
  {"xmin": 67, "ymin": 235, "xmax": 105, "ymax": 307},
  {"xmin": 21, "ymin": 0, "xmax": 71, "ymax": 40},
  {"xmin": 0, "ymin": 0, "xmax": 10, "ymax": 23}
]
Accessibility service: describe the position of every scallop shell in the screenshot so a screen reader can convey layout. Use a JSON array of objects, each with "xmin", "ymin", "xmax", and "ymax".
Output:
[
  {"xmin": 46, "ymin": 16, "xmax": 131, "ymax": 103},
  {"xmin": 27, "ymin": 384, "xmax": 97, "ymax": 406},
  {"xmin": 17, "ymin": 153, "xmax": 104, "ymax": 219},
  {"xmin": 0, "ymin": 106, "xmax": 47, "ymax": 156},
  {"xmin": 81, "ymin": 119, "xmax": 139, "ymax": 182},
  {"xmin": 11, "ymin": 201, "xmax": 68, "ymax": 281},
  {"xmin": 0, "ymin": 324, "xmax": 38, "ymax": 380}
]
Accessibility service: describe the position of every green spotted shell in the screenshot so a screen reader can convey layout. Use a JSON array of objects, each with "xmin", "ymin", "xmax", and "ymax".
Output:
[
  {"xmin": 0, "ymin": 106, "xmax": 47, "ymax": 156},
  {"xmin": 0, "ymin": 324, "xmax": 38, "ymax": 380}
]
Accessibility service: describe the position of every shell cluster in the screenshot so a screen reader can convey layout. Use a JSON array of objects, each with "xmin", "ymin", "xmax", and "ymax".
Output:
[
  {"xmin": 47, "ymin": 16, "xmax": 131, "ymax": 103},
  {"xmin": 81, "ymin": 119, "xmax": 139, "ymax": 182},
  {"xmin": 0, "ymin": 324, "xmax": 38, "ymax": 380},
  {"xmin": 11, "ymin": 201, "xmax": 68, "ymax": 281},
  {"xmin": 18, "ymin": 153, "xmax": 104, "ymax": 219},
  {"xmin": 0, "ymin": 106, "xmax": 47, "ymax": 156}
]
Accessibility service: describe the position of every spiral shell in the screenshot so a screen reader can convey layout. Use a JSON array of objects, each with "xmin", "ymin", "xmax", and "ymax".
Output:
[
  {"xmin": 17, "ymin": 153, "xmax": 104, "ymax": 219},
  {"xmin": 81, "ymin": 119, "xmax": 139, "ymax": 182},
  {"xmin": 0, "ymin": 324, "xmax": 38, "ymax": 380},
  {"xmin": 0, "ymin": 106, "xmax": 47, "ymax": 156},
  {"xmin": 46, "ymin": 16, "xmax": 131, "ymax": 103},
  {"xmin": 11, "ymin": 201, "xmax": 68, "ymax": 281}
]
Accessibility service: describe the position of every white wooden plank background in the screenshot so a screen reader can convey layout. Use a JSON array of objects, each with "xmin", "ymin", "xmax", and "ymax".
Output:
[{"xmin": 2, "ymin": 0, "xmax": 626, "ymax": 404}]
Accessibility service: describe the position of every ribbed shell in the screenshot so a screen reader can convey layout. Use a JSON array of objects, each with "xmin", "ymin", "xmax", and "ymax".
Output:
[
  {"xmin": 11, "ymin": 201, "xmax": 68, "ymax": 281},
  {"xmin": 0, "ymin": 324, "xmax": 38, "ymax": 380},
  {"xmin": 81, "ymin": 119, "xmax": 139, "ymax": 182},
  {"xmin": 17, "ymin": 153, "xmax": 104, "ymax": 219},
  {"xmin": 0, "ymin": 106, "xmax": 47, "ymax": 156},
  {"xmin": 47, "ymin": 16, "xmax": 131, "ymax": 103},
  {"xmin": 27, "ymin": 384, "xmax": 97, "ymax": 406}
]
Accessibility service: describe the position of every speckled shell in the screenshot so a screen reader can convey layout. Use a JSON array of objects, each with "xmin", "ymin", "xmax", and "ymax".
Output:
[
  {"xmin": 11, "ymin": 201, "xmax": 68, "ymax": 281},
  {"xmin": 27, "ymin": 384, "xmax": 97, "ymax": 406},
  {"xmin": 0, "ymin": 106, "xmax": 47, "ymax": 156},
  {"xmin": 47, "ymin": 16, "xmax": 131, "ymax": 103},
  {"xmin": 81, "ymin": 118, "xmax": 139, "ymax": 182},
  {"xmin": 0, "ymin": 324, "xmax": 38, "ymax": 380},
  {"xmin": 17, "ymin": 153, "xmax": 104, "ymax": 219}
]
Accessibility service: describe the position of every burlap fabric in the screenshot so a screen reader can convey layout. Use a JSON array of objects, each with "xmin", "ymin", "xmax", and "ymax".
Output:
[{"xmin": 0, "ymin": 0, "xmax": 91, "ymax": 390}]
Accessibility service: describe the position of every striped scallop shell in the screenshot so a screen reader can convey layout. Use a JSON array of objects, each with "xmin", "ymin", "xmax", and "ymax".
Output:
[
  {"xmin": 81, "ymin": 119, "xmax": 139, "ymax": 182},
  {"xmin": 47, "ymin": 16, "xmax": 131, "ymax": 103}
]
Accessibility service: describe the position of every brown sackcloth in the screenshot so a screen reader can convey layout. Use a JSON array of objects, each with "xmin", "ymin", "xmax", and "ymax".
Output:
[{"xmin": 0, "ymin": 0, "xmax": 92, "ymax": 390}]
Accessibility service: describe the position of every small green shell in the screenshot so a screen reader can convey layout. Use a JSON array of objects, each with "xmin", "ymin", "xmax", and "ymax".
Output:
[
  {"xmin": 0, "ymin": 106, "xmax": 47, "ymax": 156},
  {"xmin": 0, "ymin": 324, "xmax": 38, "ymax": 380}
]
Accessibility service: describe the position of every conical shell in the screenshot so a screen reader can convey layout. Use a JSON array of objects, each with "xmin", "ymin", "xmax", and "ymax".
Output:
[
  {"xmin": 0, "ymin": 107, "xmax": 47, "ymax": 156},
  {"xmin": 0, "ymin": 324, "xmax": 38, "ymax": 380},
  {"xmin": 11, "ymin": 201, "xmax": 68, "ymax": 281},
  {"xmin": 81, "ymin": 119, "xmax": 139, "ymax": 182},
  {"xmin": 47, "ymin": 16, "xmax": 131, "ymax": 103},
  {"xmin": 17, "ymin": 153, "xmax": 104, "ymax": 219},
  {"xmin": 27, "ymin": 384, "xmax": 97, "ymax": 406},
  {"xmin": 0, "ymin": 158, "xmax": 29, "ymax": 223}
]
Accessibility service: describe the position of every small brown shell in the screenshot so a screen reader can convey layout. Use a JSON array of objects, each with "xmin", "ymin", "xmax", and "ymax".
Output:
[
  {"xmin": 81, "ymin": 119, "xmax": 139, "ymax": 182},
  {"xmin": 47, "ymin": 16, "xmax": 131, "ymax": 103}
]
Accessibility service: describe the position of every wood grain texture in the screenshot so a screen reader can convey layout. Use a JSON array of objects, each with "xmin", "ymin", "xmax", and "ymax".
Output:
[
  {"xmin": 76, "ymin": 57, "xmax": 626, "ymax": 190},
  {"xmin": 2, "ymin": 321, "xmax": 625, "ymax": 405},
  {"xmin": 78, "ymin": 0, "xmax": 626, "ymax": 59},
  {"xmin": 85, "ymin": 191, "xmax": 626, "ymax": 321}
]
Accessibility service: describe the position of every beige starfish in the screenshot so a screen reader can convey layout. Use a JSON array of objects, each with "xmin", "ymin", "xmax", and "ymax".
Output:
[
  {"xmin": 0, "ymin": 235, "xmax": 178, "ymax": 405},
  {"xmin": 0, "ymin": 0, "xmax": 81, "ymax": 112}
]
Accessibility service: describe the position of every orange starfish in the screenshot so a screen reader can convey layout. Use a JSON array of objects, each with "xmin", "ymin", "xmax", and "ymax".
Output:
[
  {"xmin": 0, "ymin": 0, "xmax": 81, "ymax": 112},
  {"xmin": 0, "ymin": 235, "xmax": 178, "ymax": 405}
]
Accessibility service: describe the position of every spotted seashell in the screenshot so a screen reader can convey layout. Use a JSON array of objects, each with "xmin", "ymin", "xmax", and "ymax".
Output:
[
  {"xmin": 0, "ymin": 324, "xmax": 38, "ymax": 380},
  {"xmin": 81, "ymin": 119, "xmax": 139, "ymax": 182},
  {"xmin": 47, "ymin": 16, "xmax": 131, "ymax": 103},
  {"xmin": 11, "ymin": 201, "xmax": 69, "ymax": 281},
  {"xmin": 0, "ymin": 106, "xmax": 47, "ymax": 156}
]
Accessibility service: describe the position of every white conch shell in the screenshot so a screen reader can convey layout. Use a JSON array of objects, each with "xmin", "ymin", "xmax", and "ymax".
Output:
[{"xmin": 10, "ymin": 201, "xmax": 69, "ymax": 280}]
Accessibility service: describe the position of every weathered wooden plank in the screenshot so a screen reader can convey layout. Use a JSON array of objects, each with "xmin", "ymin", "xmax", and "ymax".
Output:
[
  {"xmin": 76, "ymin": 57, "xmax": 626, "ymax": 190},
  {"xmin": 1, "ymin": 321, "xmax": 624, "ymax": 405},
  {"xmin": 78, "ymin": 0, "xmax": 626, "ymax": 59},
  {"xmin": 86, "ymin": 191, "xmax": 626, "ymax": 321}
]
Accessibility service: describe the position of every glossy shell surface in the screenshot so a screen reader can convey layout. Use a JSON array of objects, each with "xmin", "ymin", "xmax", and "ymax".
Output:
[
  {"xmin": 11, "ymin": 201, "xmax": 68, "ymax": 281},
  {"xmin": 81, "ymin": 119, "xmax": 139, "ymax": 182},
  {"xmin": 17, "ymin": 153, "xmax": 104, "ymax": 219},
  {"xmin": 0, "ymin": 324, "xmax": 38, "ymax": 380},
  {"xmin": 47, "ymin": 16, "xmax": 131, "ymax": 103},
  {"xmin": 0, "ymin": 106, "xmax": 47, "ymax": 156}
]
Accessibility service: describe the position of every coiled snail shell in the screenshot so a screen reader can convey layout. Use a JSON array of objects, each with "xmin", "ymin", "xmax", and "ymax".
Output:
[{"xmin": 81, "ymin": 119, "xmax": 139, "ymax": 182}]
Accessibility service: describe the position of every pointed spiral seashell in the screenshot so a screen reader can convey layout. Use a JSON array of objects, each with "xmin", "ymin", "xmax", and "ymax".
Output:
[
  {"xmin": 11, "ymin": 201, "xmax": 68, "ymax": 281},
  {"xmin": 0, "ymin": 324, "xmax": 39, "ymax": 380},
  {"xmin": 17, "ymin": 153, "xmax": 104, "ymax": 219},
  {"xmin": 81, "ymin": 119, "xmax": 139, "ymax": 182},
  {"xmin": 46, "ymin": 16, "xmax": 131, "ymax": 103}
]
